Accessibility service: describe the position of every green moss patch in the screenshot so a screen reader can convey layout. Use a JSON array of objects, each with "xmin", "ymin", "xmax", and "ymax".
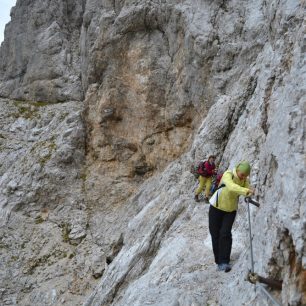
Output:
[
  {"xmin": 30, "ymin": 138, "xmax": 58, "ymax": 167},
  {"xmin": 11, "ymin": 100, "xmax": 58, "ymax": 119}
]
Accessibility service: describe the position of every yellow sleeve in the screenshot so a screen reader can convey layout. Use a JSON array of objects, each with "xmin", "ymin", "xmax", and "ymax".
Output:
[
  {"xmin": 244, "ymin": 179, "xmax": 250, "ymax": 189},
  {"xmin": 222, "ymin": 171, "xmax": 249, "ymax": 196}
]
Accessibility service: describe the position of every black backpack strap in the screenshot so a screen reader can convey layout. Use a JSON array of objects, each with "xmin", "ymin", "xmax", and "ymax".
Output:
[{"xmin": 216, "ymin": 183, "xmax": 225, "ymax": 207}]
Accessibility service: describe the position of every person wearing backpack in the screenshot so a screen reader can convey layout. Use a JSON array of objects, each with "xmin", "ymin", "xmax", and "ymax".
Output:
[
  {"xmin": 210, "ymin": 172, "xmax": 223, "ymax": 195},
  {"xmin": 208, "ymin": 161, "xmax": 254, "ymax": 272},
  {"xmin": 194, "ymin": 155, "xmax": 217, "ymax": 202}
]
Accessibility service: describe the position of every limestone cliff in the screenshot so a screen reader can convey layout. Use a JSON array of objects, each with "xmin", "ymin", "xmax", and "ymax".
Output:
[{"xmin": 0, "ymin": 0, "xmax": 305, "ymax": 305}]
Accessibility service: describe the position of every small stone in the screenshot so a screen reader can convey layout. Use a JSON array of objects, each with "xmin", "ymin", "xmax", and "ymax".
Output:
[{"xmin": 291, "ymin": 213, "xmax": 299, "ymax": 220}]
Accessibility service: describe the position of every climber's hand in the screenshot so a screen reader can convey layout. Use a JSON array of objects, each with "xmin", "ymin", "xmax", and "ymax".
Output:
[{"xmin": 246, "ymin": 188, "xmax": 255, "ymax": 196}]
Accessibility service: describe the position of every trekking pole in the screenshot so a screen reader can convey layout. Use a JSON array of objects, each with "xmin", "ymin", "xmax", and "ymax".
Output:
[
  {"xmin": 247, "ymin": 198, "xmax": 254, "ymax": 273},
  {"xmin": 244, "ymin": 198, "xmax": 283, "ymax": 306},
  {"xmin": 258, "ymin": 284, "xmax": 282, "ymax": 306},
  {"xmin": 247, "ymin": 272, "xmax": 282, "ymax": 305},
  {"xmin": 244, "ymin": 197, "xmax": 260, "ymax": 273},
  {"xmin": 245, "ymin": 197, "xmax": 260, "ymax": 207}
]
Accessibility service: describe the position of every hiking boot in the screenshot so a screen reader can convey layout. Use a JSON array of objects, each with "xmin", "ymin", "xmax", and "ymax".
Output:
[
  {"xmin": 217, "ymin": 263, "xmax": 226, "ymax": 271},
  {"xmin": 194, "ymin": 194, "xmax": 200, "ymax": 202},
  {"xmin": 204, "ymin": 196, "xmax": 210, "ymax": 203},
  {"xmin": 217, "ymin": 263, "xmax": 232, "ymax": 272},
  {"xmin": 224, "ymin": 263, "xmax": 232, "ymax": 272}
]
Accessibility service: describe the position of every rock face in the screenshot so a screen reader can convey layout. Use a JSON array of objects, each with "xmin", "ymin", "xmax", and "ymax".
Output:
[
  {"xmin": 0, "ymin": 0, "xmax": 85, "ymax": 102},
  {"xmin": 0, "ymin": 0, "xmax": 305, "ymax": 306},
  {"xmin": 0, "ymin": 99, "xmax": 88, "ymax": 305}
]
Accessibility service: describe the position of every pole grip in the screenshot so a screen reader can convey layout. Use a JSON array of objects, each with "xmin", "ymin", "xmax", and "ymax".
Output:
[{"xmin": 245, "ymin": 197, "xmax": 260, "ymax": 207}]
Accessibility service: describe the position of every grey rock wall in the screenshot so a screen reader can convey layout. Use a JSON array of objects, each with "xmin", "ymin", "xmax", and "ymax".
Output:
[
  {"xmin": 0, "ymin": 99, "xmax": 88, "ymax": 305},
  {"xmin": 0, "ymin": 0, "xmax": 305, "ymax": 305},
  {"xmin": 0, "ymin": 0, "xmax": 85, "ymax": 102}
]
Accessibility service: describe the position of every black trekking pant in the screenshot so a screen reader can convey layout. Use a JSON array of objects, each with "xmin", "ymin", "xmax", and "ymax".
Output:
[{"xmin": 209, "ymin": 205, "xmax": 237, "ymax": 265}]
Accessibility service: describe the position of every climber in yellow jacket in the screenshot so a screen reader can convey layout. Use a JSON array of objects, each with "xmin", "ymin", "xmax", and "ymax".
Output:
[
  {"xmin": 194, "ymin": 155, "xmax": 217, "ymax": 202},
  {"xmin": 208, "ymin": 161, "xmax": 254, "ymax": 272}
]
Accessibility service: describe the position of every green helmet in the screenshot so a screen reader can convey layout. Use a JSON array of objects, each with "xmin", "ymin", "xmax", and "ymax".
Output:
[{"xmin": 237, "ymin": 161, "xmax": 251, "ymax": 175}]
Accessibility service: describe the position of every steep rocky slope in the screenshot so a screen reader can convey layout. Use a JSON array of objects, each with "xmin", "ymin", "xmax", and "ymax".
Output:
[
  {"xmin": 0, "ymin": 0, "xmax": 85, "ymax": 102},
  {"xmin": 0, "ymin": 0, "xmax": 305, "ymax": 305}
]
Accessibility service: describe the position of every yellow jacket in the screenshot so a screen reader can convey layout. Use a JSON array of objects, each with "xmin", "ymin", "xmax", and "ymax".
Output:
[{"xmin": 211, "ymin": 168, "xmax": 250, "ymax": 212}]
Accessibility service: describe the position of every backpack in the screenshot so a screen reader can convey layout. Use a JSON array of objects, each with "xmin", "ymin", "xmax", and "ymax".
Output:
[
  {"xmin": 210, "ymin": 173, "xmax": 223, "ymax": 194},
  {"xmin": 190, "ymin": 161, "xmax": 208, "ymax": 179}
]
